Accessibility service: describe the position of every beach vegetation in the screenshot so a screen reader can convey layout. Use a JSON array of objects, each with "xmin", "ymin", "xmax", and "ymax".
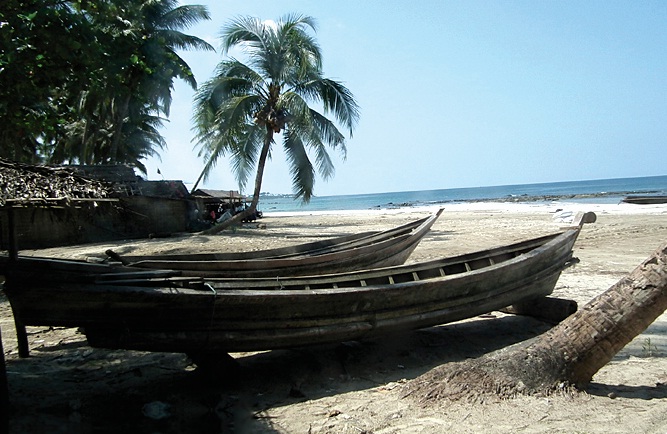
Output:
[
  {"xmin": 641, "ymin": 337, "xmax": 658, "ymax": 357},
  {"xmin": 0, "ymin": 0, "xmax": 213, "ymax": 173},
  {"xmin": 191, "ymin": 14, "xmax": 359, "ymax": 231}
]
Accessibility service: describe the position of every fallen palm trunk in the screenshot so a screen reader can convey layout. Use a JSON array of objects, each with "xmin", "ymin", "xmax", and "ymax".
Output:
[{"xmin": 405, "ymin": 241, "xmax": 667, "ymax": 402}]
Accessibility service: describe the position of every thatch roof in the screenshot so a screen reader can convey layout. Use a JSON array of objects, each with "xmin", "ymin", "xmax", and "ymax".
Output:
[
  {"xmin": 62, "ymin": 164, "xmax": 139, "ymax": 183},
  {"xmin": 191, "ymin": 189, "xmax": 245, "ymax": 200},
  {"xmin": 131, "ymin": 180, "xmax": 190, "ymax": 199},
  {"xmin": 0, "ymin": 158, "xmax": 116, "ymax": 207}
]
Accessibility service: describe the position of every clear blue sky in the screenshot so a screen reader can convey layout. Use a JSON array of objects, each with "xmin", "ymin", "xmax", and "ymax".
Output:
[{"xmin": 146, "ymin": 0, "xmax": 667, "ymax": 196}]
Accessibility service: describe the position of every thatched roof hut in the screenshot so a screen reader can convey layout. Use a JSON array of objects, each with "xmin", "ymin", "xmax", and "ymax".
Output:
[
  {"xmin": 0, "ymin": 159, "xmax": 195, "ymax": 249},
  {"xmin": 0, "ymin": 158, "xmax": 116, "ymax": 207}
]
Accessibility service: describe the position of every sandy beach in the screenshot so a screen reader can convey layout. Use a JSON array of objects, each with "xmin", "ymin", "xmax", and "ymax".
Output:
[{"xmin": 2, "ymin": 201, "xmax": 667, "ymax": 433}]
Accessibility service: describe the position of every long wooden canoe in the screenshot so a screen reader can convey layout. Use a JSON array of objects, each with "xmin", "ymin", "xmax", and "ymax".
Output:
[
  {"xmin": 0, "ymin": 210, "xmax": 442, "ymax": 281},
  {"xmin": 4, "ymin": 212, "xmax": 595, "ymax": 355},
  {"xmin": 104, "ymin": 209, "xmax": 444, "ymax": 277},
  {"xmin": 108, "ymin": 212, "xmax": 437, "ymax": 262}
]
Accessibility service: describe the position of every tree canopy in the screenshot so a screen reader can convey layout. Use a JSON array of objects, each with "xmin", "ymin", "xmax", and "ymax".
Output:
[{"xmin": 0, "ymin": 0, "xmax": 213, "ymax": 173}]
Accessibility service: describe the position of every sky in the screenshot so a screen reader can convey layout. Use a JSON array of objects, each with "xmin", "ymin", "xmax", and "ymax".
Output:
[{"xmin": 145, "ymin": 0, "xmax": 667, "ymax": 196}]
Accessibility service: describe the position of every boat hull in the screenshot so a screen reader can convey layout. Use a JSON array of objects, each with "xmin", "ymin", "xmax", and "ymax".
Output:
[
  {"xmin": 115, "ymin": 210, "xmax": 443, "ymax": 277},
  {"xmin": 5, "ymin": 227, "xmax": 582, "ymax": 354},
  {"xmin": 1, "ymin": 211, "xmax": 441, "ymax": 280}
]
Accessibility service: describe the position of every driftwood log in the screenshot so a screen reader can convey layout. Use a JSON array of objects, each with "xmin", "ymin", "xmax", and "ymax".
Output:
[{"xmin": 404, "ymin": 241, "xmax": 667, "ymax": 403}]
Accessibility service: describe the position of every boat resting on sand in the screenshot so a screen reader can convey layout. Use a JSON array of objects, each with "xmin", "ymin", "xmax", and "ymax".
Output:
[
  {"xmin": 0, "ymin": 210, "xmax": 442, "ymax": 281},
  {"xmin": 3, "ymin": 212, "xmax": 596, "ymax": 355},
  {"xmin": 104, "ymin": 209, "xmax": 443, "ymax": 277},
  {"xmin": 621, "ymin": 195, "xmax": 667, "ymax": 205}
]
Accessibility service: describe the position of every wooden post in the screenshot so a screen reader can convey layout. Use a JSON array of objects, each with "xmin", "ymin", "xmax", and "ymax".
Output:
[
  {"xmin": 0, "ymin": 325, "xmax": 9, "ymax": 434},
  {"xmin": 1, "ymin": 208, "xmax": 13, "ymax": 432},
  {"xmin": 6, "ymin": 207, "xmax": 17, "ymax": 261},
  {"xmin": 12, "ymin": 317, "xmax": 28, "ymax": 359},
  {"xmin": 4, "ymin": 206, "xmax": 29, "ymax": 358}
]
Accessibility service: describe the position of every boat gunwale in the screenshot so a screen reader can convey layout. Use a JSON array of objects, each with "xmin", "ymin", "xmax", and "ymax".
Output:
[
  {"xmin": 25, "ymin": 226, "xmax": 580, "ymax": 300},
  {"xmin": 114, "ymin": 212, "xmax": 438, "ymax": 264},
  {"xmin": 122, "ymin": 210, "xmax": 442, "ymax": 271}
]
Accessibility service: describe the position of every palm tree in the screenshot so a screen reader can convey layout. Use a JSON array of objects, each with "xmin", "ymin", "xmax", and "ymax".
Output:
[
  {"xmin": 192, "ymin": 14, "xmax": 359, "ymax": 230},
  {"xmin": 49, "ymin": 0, "xmax": 214, "ymax": 172},
  {"xmin": 105, "ymin": 0, "xmax": 215, "ymax": 164}
]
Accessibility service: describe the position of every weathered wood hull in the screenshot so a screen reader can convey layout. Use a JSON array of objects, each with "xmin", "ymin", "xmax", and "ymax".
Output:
[
  {"xmin": 1, "ymin": 210, "xmax": 442, "ymax": 280},
  {"xmin": 108, "ymin": 209, "xmax": 443, "ymax": 277},
  {"xmin": 4, "ymin": 224, "xmax": 584, "ymax": 354},
  {"xmin": 110, "ymin": 214, "xmax": 435, "ymax": 262}
]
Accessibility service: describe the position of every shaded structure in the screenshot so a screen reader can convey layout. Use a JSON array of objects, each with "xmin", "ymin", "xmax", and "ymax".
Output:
[
  {"xmin": 1, "ymin": 159, "xmax": 197, "ymax": 249},
  {"xmin": 190, "ymin": 188, "xmax": 247, "ymax": 222}
]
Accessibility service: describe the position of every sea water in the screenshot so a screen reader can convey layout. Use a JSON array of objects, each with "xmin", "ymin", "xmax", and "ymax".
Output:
[{"xmin": 258, "ymin": 175, "xmax": 667, "ymax": 213}]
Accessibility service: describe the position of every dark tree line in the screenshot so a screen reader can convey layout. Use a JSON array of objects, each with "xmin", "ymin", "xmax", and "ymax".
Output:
[{"xmin": 0, "ymin": 0, "xmax": 213, "ymax": 173}]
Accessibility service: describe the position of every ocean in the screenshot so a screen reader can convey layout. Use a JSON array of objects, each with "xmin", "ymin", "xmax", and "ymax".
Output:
[{"xmin": 258, "ymin": 175, "xmax": 667, "ymax": 213}]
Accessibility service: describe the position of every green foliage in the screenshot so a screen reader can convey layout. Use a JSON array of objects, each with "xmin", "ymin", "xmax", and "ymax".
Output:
[
  {"xmin": 0, "ymin": 0, "xmax": 213, "ymax": 172},
  {"xmin": 192, "ymin": 14, "xmax": 359, "ymax": 204},
  {"xmin": 641, "ymin": 337, "xmax": 658, "ymax": 357},
  {"xmin": 1, "ymin": 1, "xmax": 88, "ymax": 162}
]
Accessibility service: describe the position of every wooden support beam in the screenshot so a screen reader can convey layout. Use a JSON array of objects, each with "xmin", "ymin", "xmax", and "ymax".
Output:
[
  {"xmin": 501, "ymin": 297, "xmax": 578, "ymax": 324},
  {"xmin": 3, "ymin": 206, "xmax": 29, "ymax": 357},
  {"xmin": 6, "ymin": 207, "xmax": 17, "ymax": 261},
  {"xmin": 0, "ymin": 325, "xmax": 9, "ymax": 434}
]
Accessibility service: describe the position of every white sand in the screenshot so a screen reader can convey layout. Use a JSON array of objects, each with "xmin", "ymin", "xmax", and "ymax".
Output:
[{"xmin": 3, "ymin": 202, "xmax": 667, "ymax": 433}]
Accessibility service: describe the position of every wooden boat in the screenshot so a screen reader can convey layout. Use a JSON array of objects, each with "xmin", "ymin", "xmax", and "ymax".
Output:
[
  {"xmin": 108, "ymin": 217, "xmax": 430, "ymax": 262},
  {"xmin": 621, "ymin": 195, "xmax": 667, "ymax": 205},
  {"xmin": 104, "ymin": 209, "xmax": 444, "ymax": 277},
  {"xmin": 0, "ymin": 210, "xmax": 442, "ymax": 281},
  {"xmin": 3, "ymin": 212, "xmax": 596, "ymax": 355}
]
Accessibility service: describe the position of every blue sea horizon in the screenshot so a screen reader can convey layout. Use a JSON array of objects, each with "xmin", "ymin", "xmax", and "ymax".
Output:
[{"xmin": 258, "ymin": 175, "xmax": 667, "ymax": 213}]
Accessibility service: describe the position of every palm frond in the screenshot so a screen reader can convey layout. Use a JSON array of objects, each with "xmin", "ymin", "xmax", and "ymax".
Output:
[
  {"xmin": 193, "ymin": 70, "xmax": 265, "ymax": 189},
  {"xmin": 296, "ymin": 78, "xmax": 360, "ymax": 135},
  {"xmin": 284, "ymin": 108, "xmax": 339, "ymax": 181},
  {"xmin": 307, "ymin": 109, "xmax": 347, "ymax": 155},
  {"xmin": 192, "ymin": 144, "xmax": 225, "ymax": 190},
  {"xmin": 281, "ymin": 91, "xmax": 347, "ymax": 153},
  {"xmin": 219, "ymin": 16, "xmax": 267, "ymax": 55},
  {"xmin": 156, "ymin": 29, "xmax": 215, "ymax": 52},
  {"xmin": 159, "ymin": 5, "xmax": 212, "ymax": 32},
  {"xmin": 163, "ymin": 46, "xmax": 199, "ymax": 89},
  {"xmin": 283, "ymin": 130, "xmax": 315, "ymax": 201},
  {"xmin": 228, "ymin": 124, "xmax": 265, "ymax": 190}
]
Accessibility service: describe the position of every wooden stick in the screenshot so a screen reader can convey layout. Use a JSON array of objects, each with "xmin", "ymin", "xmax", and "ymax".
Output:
[{"xmin": 0, "ymin": 325, "xmax": 8, "ymax": 434}]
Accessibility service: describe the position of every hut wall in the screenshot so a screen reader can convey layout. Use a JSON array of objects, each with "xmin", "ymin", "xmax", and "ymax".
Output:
[
  {"xmin": 118, "ymin": 196, "xmax": 192, "ymax": 236},
  {"xmin": 0, "ymin": 197, "xmax": 193, "ymax": 250}
]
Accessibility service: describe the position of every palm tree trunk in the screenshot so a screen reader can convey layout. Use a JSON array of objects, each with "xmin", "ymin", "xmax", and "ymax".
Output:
[
  {"xmin": 109, "ymin": 93, "xmax": 132, "ymax": 163},
  {"xmin": 202, "ymin": 130, "xmax": 273, "ymax": 234},
  {"xmin": 406, "ymin": 241, "xmax": 667, "ymax": 402},
  {"xmin": 190, "ymin": 169, "xmax": 207, "ymax": 193}
]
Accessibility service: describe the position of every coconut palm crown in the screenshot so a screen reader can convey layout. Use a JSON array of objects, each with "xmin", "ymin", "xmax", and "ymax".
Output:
[{"xmin": 192, "ymin": 14, "xmax": 359, "ymax": 224}]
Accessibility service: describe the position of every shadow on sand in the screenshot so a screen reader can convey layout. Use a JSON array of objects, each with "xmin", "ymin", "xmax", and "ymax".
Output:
[{"xmin": 6, "ymin": 314, "xmax": 553, "ymax": 433}]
